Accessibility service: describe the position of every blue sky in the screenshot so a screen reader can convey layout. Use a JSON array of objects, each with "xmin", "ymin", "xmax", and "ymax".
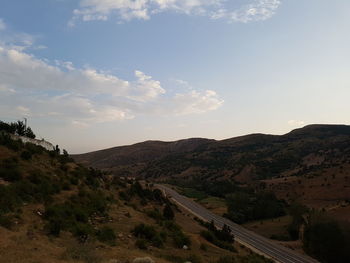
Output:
[{"xmin": 0, "ymin": 0, "xmax": 349, "ymax": 153}]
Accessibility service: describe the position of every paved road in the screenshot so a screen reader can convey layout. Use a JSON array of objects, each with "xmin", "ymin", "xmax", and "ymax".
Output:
[{"xmin": 156, "ymin": 184, "xmax": 318, "ymax": 263}]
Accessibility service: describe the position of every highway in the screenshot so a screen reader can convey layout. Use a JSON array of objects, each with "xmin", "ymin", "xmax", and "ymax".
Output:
[{"xmin": 156, "ymin": 184, "xmax": 318, "ymax": 263}]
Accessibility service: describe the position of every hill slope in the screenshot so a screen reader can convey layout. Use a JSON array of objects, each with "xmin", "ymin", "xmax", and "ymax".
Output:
[
  {"xmin": 73, "ymin": 124, "xmax": 350, "ymax": 210},
  {"xmin": 73, "ymin": 138, "xmax": 214, "ymax": 168},
  {"xmin": 1, "ymin": 131, "xmax": 271, "ymax": 263},
  {"xmin": 73, "ymin": 124, "xmax": 350, "ymax": 180}
]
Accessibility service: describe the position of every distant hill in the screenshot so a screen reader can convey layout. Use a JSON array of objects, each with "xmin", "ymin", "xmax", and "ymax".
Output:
[
  {"xmin": 72, "ymin": 137, "xmax": 214, "ymax": 168},
  {"xmin": 73, "ymin": 124, "xmax": 350, "ymax": 179},
  {"xmin": 73, "ymin": 124, "xmax": 350, "ymax": 210}
]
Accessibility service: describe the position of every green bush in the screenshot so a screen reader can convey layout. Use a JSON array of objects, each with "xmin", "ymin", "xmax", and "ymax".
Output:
[
  {"xmin": 25, "ymin": 143, "xmax": 44, "ymax": 155},
  {"xmin": 200, "ymin": 230, "xmax": 235, "ymax": 252},
  {"xmin": 0, "ymin": 214, "xmax": 14, "ymax": 229},
  {"xmin": 96, "ymin": 226, "xmax": 116, "ymax": 246},
  {"xmin": 200, "ymin": 243, "xmax": 207, "ymax": 251},
  {"xmin": 146, "ymin": 208, "xmax": 163, "ymax": 222},
  {"xmin": 132, "ymin": 223, "xmax": 157, "ymax": 240},
  {"xmin": 46, "ymin": 218, "xmax": 62, "ymax": 236},
  {"xmin": 303, "ymin": 218, "xmax": 349, "ymax": 263},
  {"xmin": 163, "ymin": 204, "xmax": 174, "ymax": 220},
  {"xmin": 21, "ymin": 151, "xmax": 32, "ymax": 160},
  {"xmin": 135, "ymin": 239, "xmax": 147, "ymax": 249},
  {"xmin": 0, "ymin": 167, "xmax": 22, "ymax": 182},
  {"xmin": 0, "ymin": 133, "xmax": 22, "ymax": 151},
  {"xmin": 64, "ymin": 242, "xmax": 101, "ymax": 263},
  {"xmin": 73, "ymin": 223, "xmax": 94, "ymax": 240},
  {"xmin": 132, "ymin": 223, "xmax": 164, "ymax": 248}
]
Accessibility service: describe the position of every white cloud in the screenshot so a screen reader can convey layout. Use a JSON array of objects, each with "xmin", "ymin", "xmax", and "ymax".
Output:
[
  {"xmin": 0, "ymin": 45, "xmax": 223, "ymax": 126},
  {"xmin": 70, "ymin": 0, "xmax": 281, "ymax": 24},
  {"xmin": 0, "ymin": 19, "xmax": 6, "ymax": 30},
  {"xmin": 16, "ymin": 106, "xmax": 31, "ymax": 117},
  {"xmin": 174, "ymin": 90, "xmax": 224, "ymax": 115},
  {"xmin": 212, "ymin": 0, "xmax": 281, "ymax": 23},
  {"xmin": 287, "ymin": 120, "xmax": 305, "ymax": 126}
]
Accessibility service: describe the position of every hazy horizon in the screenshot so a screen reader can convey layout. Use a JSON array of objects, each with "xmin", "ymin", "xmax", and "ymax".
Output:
[{"xmin": 1, "ymin": 0, "xmax": 350, "ymax": 153}]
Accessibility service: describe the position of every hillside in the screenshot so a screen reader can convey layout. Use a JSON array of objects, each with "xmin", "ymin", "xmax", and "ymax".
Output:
[
  {"xmin": 72, "ymin": 124, "xmax": 350, "ymax": 263},
  {"xmin": 73, "ymin": 138, "xmax": 214, "ymax": 169},
  {"xmin": 0, "ymin": 127, "xmax": 270, "ymax": 263},
  {"xmin": 73, "ymin": 125, "xmax": 350, "ymax": 183},
  {"xmin": 72, "ymin": 124, "xmax": 350, "ymax": 208}
]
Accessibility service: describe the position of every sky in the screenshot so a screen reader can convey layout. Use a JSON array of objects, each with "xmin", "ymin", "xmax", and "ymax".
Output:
[{"xmin": 0, "ymin": 0, "xmax": 350, "ymax": 153}]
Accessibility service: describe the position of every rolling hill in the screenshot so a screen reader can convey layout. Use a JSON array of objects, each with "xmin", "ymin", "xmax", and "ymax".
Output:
[
  {"xmin": 73, "ymin": 124, "xmax": 350, "ymax": 210},
  {"xmin": 0, "ymin": 125, "xmax": 271, "ymax": 263}
]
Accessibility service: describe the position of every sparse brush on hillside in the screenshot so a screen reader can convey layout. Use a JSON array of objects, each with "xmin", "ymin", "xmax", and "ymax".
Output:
[
  {"xmin": 0, "ymin": 120, "xmax": 36, "ymax": 138},
  {"xmin": 303, "ymin": 213, "xmax": 350, "ymax": 263},
  {"xmin": 199, "ymin": 220, "xmax": 235, "ymax": 252},
  {"xmin": 0, "ymin": 123, "xmax": 277, "ymax": 263}
]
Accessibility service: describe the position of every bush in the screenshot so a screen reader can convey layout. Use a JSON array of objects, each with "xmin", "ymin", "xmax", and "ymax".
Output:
[
  {"xmin": 303, "ymin": 218, "xmax": 349, "ymax": 263},
  {"xmin": 96, "ymin": 226, "xmax": 116, "ymax": 246},
  {"xmin": 186, "ymin": 255, "xmax": 202, "ymax": 263},
  {"xmin": 21, "ymin": 151, "xmax": 32, "ymax": 160},
  {"xmin": 132, "ymin": 224, "xmax": 157, "ymax": 240},
  {"xmin": 72, "ymin": 223, "xmax": 94, "ymax": 241},
  {"xmin": 0, "ymin": 214, "xmax": 14, "ymax": 229},
  {"xmin": 0, "ymin": 167, "xmax": 22, "ymax": 182},
  {"xmin": 46, "ymin": 218, "xmax": 62, "ymax": 236},
  {"xmin": 163, "ymin": 204, "xmax": 175, "ymax": 220},
  {"xmin": 135, "ymin": 239, "xmax": 147, "ymax": 249},
  {"xmin": 64, "ymin": 242, "xmax": 101, "ymax": 263},
  {"xmin": 172, "ymin": 230, "xmax": 190, "ymax": 248},
  {"xmin": 200, "ymin": 243, "xmax": 207, "ymax": 251},
  {"xmin": 0, "ymin": 133, "xmax": 22, "ymax": 151},
  {"xmin": 200, "ymin": 230, "xmax": 235, "ymax": 252},
  {"xmin": 132, "ymin": 223, "xmax": 164, "ymax": 248},
  {"xmin": 146, "ymin": 208, "xmax": 163, "ymax": 222}
]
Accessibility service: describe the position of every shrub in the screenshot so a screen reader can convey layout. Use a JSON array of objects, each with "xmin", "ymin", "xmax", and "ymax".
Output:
[
  {"xmin": 146, "ymin": 208, "xmax": 163, "ymax": 222},
  {"xmin": 200, "ymin": 230, "xmax": 235, "ymax": 252},
  {"xmin": 151, "ymin": 233, "xmax": 164, "ymax": 248},
  {"xmin": 0, "ymin": 214, "xmax": 14, "ymax": 229},
  {"xmin": 72, "ymin": 223, "xmax": 94, "ymax": 241},
  {"xmin": 132, "ymin": 224, "xmax": 157, "ymax": 240},
  {"xmin": 200, "ymin": 243, "xmax": 207, "ymax": 251},
  {"xmin": 186, "ymin": 254, "xmax": 202, "ymax": 263},
  {"xmin": 172, "ymin": 230, "xmax": 190, "ymax": 248},
  {"xmin": 132, "ymin": 223, "xmax": 164, "ymax": 248},
  {"xmin": 135, "ymin": 239, "xmax": 147, "ymax": 249},
  {"xmin": 0, "ymin": 167, "xmax": 22, "ymax": 182},
  {"xmin": 46, "ymin": 218, "xmax": 62, "ymax": 236},
  {"xmin": 303, "ymin": 219, "xmax": 348, "ymax": 262},
  {"xmin": 21, "ymin": 151, "xmax": 32, "ymax": 160},
  {"xmin": 163, "ymin": 204, "xmax": 175, "ymax": 220},
  {"xmin": 0, "ymin": 133, "xmax": 22, "ymax": 151},
  {"xmin": 25, "ymin": 143, "xmax": 44, "ymax": 155},
  {"xmin": 96, "ymin": 226, "xmax": 116, "ymax": 246},
  {"xmin": 64, "ymin": 242, "xmax": 101, "ymax": 263}
]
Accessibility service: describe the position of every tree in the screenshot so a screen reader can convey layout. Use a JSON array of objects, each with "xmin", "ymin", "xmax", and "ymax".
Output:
[
  {"xmin": 303, "ymin": 217, "xmax": 348, "ymax": 263},
  {"xmin": 0, "ymin": 121, "xmax": 15, "ymax": 133},
  {"xmin": 163, "ymin": 204, "xmax": 175, "ymax": 220},
  {"xmin": 13, "ymin": 121, "xmax": 26, "ymax": 136},
  {"xmin": 63, "ymin": 149, "xmax": 69, "ymax": 157},
  {"xmin": 0, "ymin": 120, "xmax": 36, "ymax": 139},
  {"xmin": 24, "ymin": 127, "xmax": 35, "ymax": 139},
  {"xmin": 55, "ymin": 145, "xmax": 60, "ymax": 155}
]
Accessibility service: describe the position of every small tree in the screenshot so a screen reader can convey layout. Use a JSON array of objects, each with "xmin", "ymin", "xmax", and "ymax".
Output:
[
  {"xmin": 55, "ymin": 145, "xmax": 60, "ymax": 155},
  {"xmin": 63, "ymin": 149, "xmax": 69, "ymax": 157},
  {"xmin": 13, "ymin": 121, "xmax": 26, "ymax": 136},
  {"xmin": 163, "ymin": 204, "xmax": 175, "ymax": 220},
  {"xmin": 24, "ymin": 127, "xmax": 36, "ymax": 139}
]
